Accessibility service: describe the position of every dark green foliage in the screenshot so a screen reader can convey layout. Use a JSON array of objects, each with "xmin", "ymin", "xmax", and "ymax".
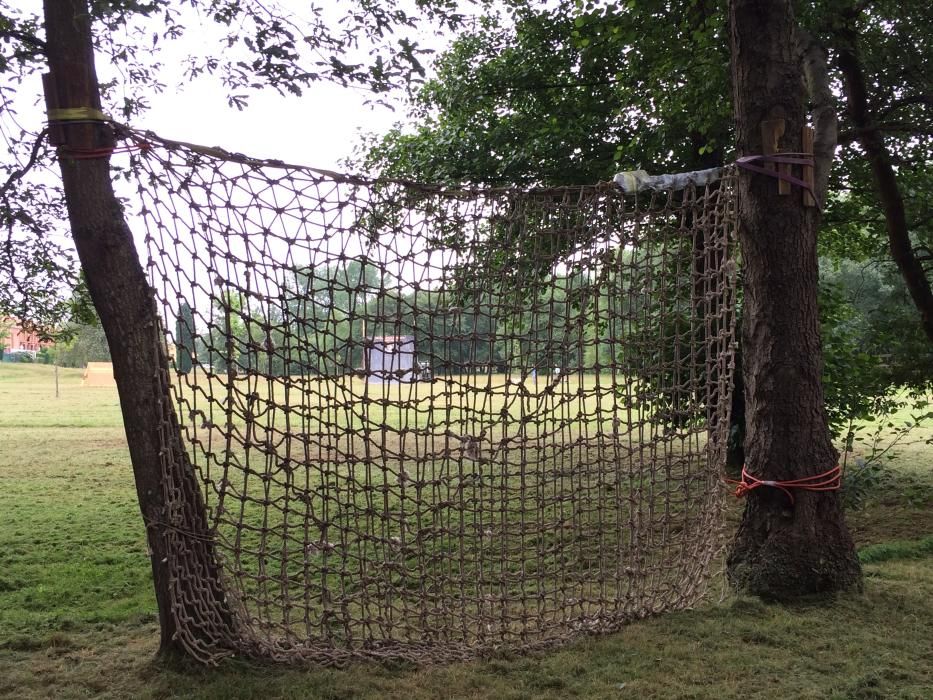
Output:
[
  {"xmin": 841, "ymin": 457, "xmax": 891, "ymax": 510},
  {"xmin": 858, "ymin": 535, "xmax": 933, "ymax": 564},
  {"xmin": 819, "ymin": 261, "xmax": 932, "ymax": 509},
  {"xmin": 820, "ymin": 261, "xmax": 932, "ymax": 441},
  {"xmin": 357, "ymin": 2, "xmax": 731, "ymax": 186},
  {"xmin": 0, "ymin": 0, "xmax": 474, "ymax": 334},
  {"xmin": 47, "ymin": 323, "xmax": 111, "ymax": 368},
  {"xmin": 355, "ymin": 1, "xmax": 932, "ymax": 466}
]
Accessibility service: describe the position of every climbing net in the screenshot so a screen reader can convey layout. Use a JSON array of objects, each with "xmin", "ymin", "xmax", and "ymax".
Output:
[{"xmin": 135, "ymin": 131, "xmax": 738, "ymax": 664}]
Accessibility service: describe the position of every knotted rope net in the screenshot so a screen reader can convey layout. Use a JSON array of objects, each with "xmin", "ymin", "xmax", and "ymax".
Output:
[{"xmin": 134, "ymin": 131, "xmax": 738, "ymax": 664}]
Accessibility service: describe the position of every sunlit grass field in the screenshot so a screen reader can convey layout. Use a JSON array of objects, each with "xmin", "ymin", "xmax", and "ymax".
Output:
[{"xmin": 1, "ymin": 362, "xmax": 932, "ymax": 698}]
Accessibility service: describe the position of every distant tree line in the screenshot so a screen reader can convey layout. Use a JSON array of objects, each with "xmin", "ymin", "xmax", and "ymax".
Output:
[{"xmin": 175, "ymin": 249, "xmax": 697, "ymax": 381}]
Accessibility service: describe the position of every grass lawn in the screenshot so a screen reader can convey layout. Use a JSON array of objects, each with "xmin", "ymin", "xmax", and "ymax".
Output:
[{"xmin": 1, "ymin": 362, "xmax": 931, "ymax": 698}]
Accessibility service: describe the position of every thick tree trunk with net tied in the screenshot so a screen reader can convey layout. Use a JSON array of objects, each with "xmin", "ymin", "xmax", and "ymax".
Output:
[
  {"xmin": 43, "ymin": 0, "xmax": 232, "ymax": 659},
  {"xmin": 726, "ymin": 0, "xmax": 861, "ymax": 599}
]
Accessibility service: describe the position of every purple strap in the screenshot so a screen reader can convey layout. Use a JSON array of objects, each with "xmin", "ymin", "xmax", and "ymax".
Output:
[{"xmin": 735, "ymin": 153, "xmax": 820, "ymax": 210}]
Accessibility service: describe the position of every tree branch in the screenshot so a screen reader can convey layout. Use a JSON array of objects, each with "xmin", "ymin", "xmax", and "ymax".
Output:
[
  {"xmin": 0, "ymin": 129, "xmax": 48, "ymax": 200},
  {"xmin": 878, "ymin": 93, "xmax": 932, "ymax": 120},
  {"xmin": 836, "ymin": 34, "xmax": 933, "ymax": 343},
  {"xmin": 0, "ymin": 27, "xmax": 47, "ymax": 54},
  {"xmin": 838, "ymin": 122, "xmax": 933, "ymax": 146},
  {"xmin": 798, "ymin": 28, "xmax": 836, "ymax": 204}
]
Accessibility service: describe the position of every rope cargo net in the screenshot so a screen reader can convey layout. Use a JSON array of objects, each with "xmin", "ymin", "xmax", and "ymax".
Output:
[{"xmin": 134, "ymin": 132, "xmax": 739, "ymax": 665}]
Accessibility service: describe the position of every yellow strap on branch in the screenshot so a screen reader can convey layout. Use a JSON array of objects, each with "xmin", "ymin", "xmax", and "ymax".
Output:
[{"xmin": 47, "ymin": 107, "xmax": 110, "ymax": 122}]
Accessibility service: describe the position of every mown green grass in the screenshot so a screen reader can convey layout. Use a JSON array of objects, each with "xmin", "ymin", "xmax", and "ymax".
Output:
[
  {"xmin": 1, "ymin": 362, "xmax": 931, "ymax": 699},
  {"xmin": 0, "ymin": 365, "xmax": 153, "ymax": 639}
]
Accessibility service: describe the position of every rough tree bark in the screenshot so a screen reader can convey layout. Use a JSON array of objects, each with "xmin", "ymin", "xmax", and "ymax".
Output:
[
  {"xmin": 726, "ymin": 0, "xmax": 862, "ymax": 599},
  {"xmin": 43, "ymin": 0, "xmax": 233, "ymax": 660}
]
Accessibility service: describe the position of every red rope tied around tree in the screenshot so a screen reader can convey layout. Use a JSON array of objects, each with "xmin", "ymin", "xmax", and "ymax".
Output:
[
  {"xmin": 46, "ymin": 112, "xmax": 152, "ymax": 159},
  {"xmin": 728, "ymin": 465, "xmax": 842, "ymax": 505},
  {"xmin": 61, "ymin": 138, "xmax": 151, "ymax": 160},
  {"xmin": 46, "ymin": 108, "xmax": 152, "ymax": 158}
]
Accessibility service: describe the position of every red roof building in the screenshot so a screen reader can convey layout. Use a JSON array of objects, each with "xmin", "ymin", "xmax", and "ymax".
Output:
[{"xmin": 2, "ymin": 318, "xmax": 53, "ymax": 359}]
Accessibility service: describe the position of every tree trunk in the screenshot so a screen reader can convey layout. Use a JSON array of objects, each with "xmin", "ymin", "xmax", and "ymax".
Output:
[
  {"xmin": 43, "ymin": 0, "xmax": 234, "ymax": 660},
  {"xmin": 835, "ymin": 34, "xmax": 933, "ymax": 344},
  {"xmin": 726, "ymin": 0, "xmax": 861, "ymax": 599}
]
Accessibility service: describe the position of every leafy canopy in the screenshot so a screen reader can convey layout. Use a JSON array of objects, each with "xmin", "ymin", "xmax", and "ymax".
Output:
[{"xmin": 0, "ymin": 0, "xmax": 479, "ymax": 330}]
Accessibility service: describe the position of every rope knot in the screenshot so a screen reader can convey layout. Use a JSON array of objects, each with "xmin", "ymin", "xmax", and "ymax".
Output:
[{"xmin": 728, "ymin": 465, "xmax": 842, "ymax": 505}]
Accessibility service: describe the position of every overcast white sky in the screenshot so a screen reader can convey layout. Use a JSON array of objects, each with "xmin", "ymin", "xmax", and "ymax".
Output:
[
  {"xmin": 134, "ymin": 28, "xmax": 406, "ymax": 170},
  {"xmin": 114, "ymin": 2, "xmax": 430, "ymax": 169},
  {"xmin": 12, "ymin": 0, "xmax": 447, "ymax": 169},
  {"xmin": 3, "ymin": 1, "xmax": 508, "ymax": 326},
  {"xmin": 142, "ymin": 78, "xmax": 399, "ymax": 170}
]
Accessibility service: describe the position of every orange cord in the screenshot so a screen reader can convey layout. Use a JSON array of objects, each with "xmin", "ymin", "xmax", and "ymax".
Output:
[
  {"xmin": 727, "ymin": 465, "xmax": 842, "ymax": 505},
  {"xmin": 59, "ymin": 130, "xmax": 152, "ymax": 160},
  {"xmin": 61, "ymin": 140, "xmax": 151, "ymax": 159}
]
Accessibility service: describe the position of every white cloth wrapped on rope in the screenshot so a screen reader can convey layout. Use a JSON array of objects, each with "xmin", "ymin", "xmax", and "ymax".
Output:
[{"xmin": 613, "ymin": 166, "xmax": 723, "ymax": 193}]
